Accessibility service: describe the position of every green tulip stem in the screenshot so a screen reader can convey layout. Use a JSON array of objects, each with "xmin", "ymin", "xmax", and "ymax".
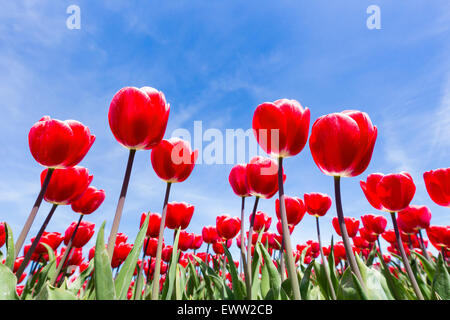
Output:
[
  {"xmin": 239, "ymin": 196, "xmax": 251, "ymax": 300},
  {"xmin": 316, "ymin": 216, "xmax": 337, "ymax": 300},
  {"xmin": 246, "ymin": 195, "xmax": 260, "ymax": 299},
  {"xmin": 417, "ymin": 229, "xmax": 430, "ymax": 261}
]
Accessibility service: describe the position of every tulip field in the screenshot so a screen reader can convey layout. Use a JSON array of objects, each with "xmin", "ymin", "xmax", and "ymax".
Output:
[{"xmin": 0, "ymin": 87, "xmax": 449, "ymax": 302}]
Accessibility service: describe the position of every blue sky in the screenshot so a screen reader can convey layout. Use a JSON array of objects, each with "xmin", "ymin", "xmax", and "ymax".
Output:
[{"xmin": 1, "ymin": 0, "xmax": 449, "ymax": 263}]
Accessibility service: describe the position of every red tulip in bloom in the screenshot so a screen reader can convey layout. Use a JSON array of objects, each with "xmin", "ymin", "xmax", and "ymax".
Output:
[
  {"xmin": 309, "ymin": 110, "xmax": 377, "ymax": 177},
  {"xmin": 332, "ymin": 217, "xmax": 360, "ymax": 238},
  {"xmin": 228, "ymin": 164, "xmax": 251, "ymax": 197},
  {"xmin": 108, "ymin": 87, "xmax": 170, "ymax": 150},
  {"xmin": 252, "ymin": 99, "xmax": 310, "ymax": 158},
  {"xmin": 143, "ymin": 237, "xmax": 161, "ymax": 257},
  {"xmin": 0, "ymin": 223, "xmax": 5, "ymax": 248},
  {"xmin": 359, "ymin": 227, "xmax": 378, "ymax": 243},
  {"xmin": 28, "ymin": 116, "xmax": 95, "ymax": 168},
  {"xmin": 353, "ymin": 235, "xmax": 370, "ymax": 249},
  {"xmin": 304, "ymin": 193, "xmax": 332, "ymax": 217},
  {"xmin": 426, "ymin": 226, "xmax": 450, "ymax": 251},
  {"xmin": 165, "ymin": 202, "xmax": 194, "ymax": 230},
  {"xmin": 112, "ymin": 242, "xmax": 133, "ymax": 268},
  {"xmin": 361, "ymin": 214, "xmax": 387, "ymax": 235},
  {"xmin": 423, "ymin": 168, "xmax": 450, "ymax": 207},
  {"xmin": 161, "ymin": 246, "xmax": 173, "ymax": 263},
  {"xmin": 360, "ymin": 172, "xmax": 416, "ymax": 212},
  {"xmin": 79, "ymin": 261, "xmax": 90, "ymax": 273},
  {"xmin": 29, "ymin": 232, "xmax": 63, "ymax": 255},
  {"xmin": 64, "ymin": 221, "xmax": 95, "ymax": 248},
  {"xmin": 178, "ymin": 231, "xmax": 195, "ymax": 252},
  {"xmin": 397, "ymin": 205, "xmax": 432, "ymax": 234},
  {"xmin": 41, "ymin": 166, "xmax": 93, "ymax": 205},
  {"xmin": 216, "ymin": 215, "xmax": 241, "ymax": 240},
  {"xmin": 71, "ymin": 186, "xmax": 105, "ymax": 215},
  {"xmin": 382, "ymin": 229, "xmax": 397, "ymax": 244},
  {"xmin": 202, "ymin": 226, "xmax": 219, "ymax": 244},
  {"xmin": 140, "ymin": 212, "xmax": 162, "ymax": 238},
  {"xmin": 276, "ymin": 220, "xmax": 294, "ymax": 235},
  {"xmin": 212, "ymin": 239, "xmax": 232, "ymax": 255},
  {"xmin": 246, "ymin": 156, "xmax": 285, "ymax": 199},
  {"xmin": 250, "ymin": 211, "xmax": 272, "ymax": 232},
  {"xmin": 151, "ymin": 138, "xmax": 198, "ymax": 183},
  {"xmin": 275, "ymin": 196, "xmax": 306, "ymax": 226},
  {"xmin": 191, "ymin": 234, "xmax": 203, "ymax": 250},
  {"xmin": 333, "ymin": 242, "xmax": 347, "ymax": 262},
  {"xmin": 57, "ymin": 247, "xmax": 84, "ymax": 267}
]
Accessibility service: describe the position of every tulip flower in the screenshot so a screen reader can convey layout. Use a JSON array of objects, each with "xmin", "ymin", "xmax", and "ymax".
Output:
[
  {"xmin": 150, "ymin": 138, "xmax": 198, "ymax": 300},
  {"xmin": 0, "ymin": 223, "xmax": 5, "ymax": 248},
  {"xmin": 178, "ymin": 231, "xmax": 194, "ymax": 252},
  {"xmin": 309, "ymin": 110, "xmax": 377, "ymax": 290},
  {"xmin": 71, "ymin": 186, "xmax": 105, "ymax": 215},
  {"xmin": 246, "ymin": 156, "xmax": 284, "ymax": 200},
  {"xmin": 64, "ymin": 221, "xmax": 95, "ymax": 248},
  {"xmin": 165, "ymin": 202, "xmax": 195, "ymax": 230},
  {"xmin": 249, "ymin": 211, "xmax": 271, "ymax": 232},
  {"xmin": 332, "ymin": 217, "xmax": 360, "ymax": 238},
  {"xmin": 212, "ymin": 239, "xmax": 232, "ymax": 255},
  {"xmin": 275, "ymin": 196, "xmax": 306, "ymax": 226},
  {"xmin": 423, "ymin": 168, "xmax": 450, "ymax": 207},
  {"xmin": 397, "ymin": 205, "xmax": 432, "ymax": 259},
  {"xmin": 202, "ymin": 226, "xmax": 220, "ymax": 244},
  {"xmin": 161, "ymin": 246, "xmax": 173, "ymax": 263},
  {"xmin": 18, "ymin": 116, "xmax": 95, "ymax": 259},
  {"xmin": 361, "ymin": 214, "xmax": 387, "ymax": 235},
  {"xmin": 112, "ymin": 242, "xmax": 133, "ymax": 268},
  {"xmin": 216, "ymin": 215, "xmax": 241, "ymax": 240},
  {"xmin": 143, "ymin": 237, "xmax": 161, "ymax": 258},
  {"xmin": 140, "ymin": 212, "xmax": 162, "ymax": 238},
  {"xmin": 359, "ymin": 227, "xmax": 378, "ymax": 243},
  {"xmin": 304, "ymin": 192, "xmax": 332, "ymax": 217},
  {"xmin": 191, "ymin": 234, "xmax": 203, "ymax": 251},
  {"xmin": 426, "ymin": 226, "xmax": 450, "ymax": 256},
  {"xmin": 107, "ymin": 86, "xmax": 170, "ymax": 263}
]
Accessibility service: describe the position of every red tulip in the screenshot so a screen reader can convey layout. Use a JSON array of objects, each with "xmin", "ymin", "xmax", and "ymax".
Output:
[
  {"xmin": 41, "ymin": 166, "xmax": 93, "ymax": 205},
  {"xmin": 151, "ymin": 138, "xmax": 198, "ymax": 183},
  {"xmin": 191, "ymin": 234, "xmax": 203, "ymax": 250},
  {"xmin": 108, "ymin": 87, "xmax": 170, "ymax": 150},
  {"xmin": 178, "ymin": 231, "xmax": 194, "ymax": 251},
  {"xmin": 332, "ymin": 217, "xmax": 360, "ymax": 238},
  {"xmin": 309, "ymin": 111, "xmax": 377, "ymax": 177},
  {"xmin": 276, "ymin": 196, "xmax": 306, "ymax": 226},
  {"xmin": 353, "ymin": 235, "xmax": 370, "ymax": 249},
  {"xmin": 115, "ymin": 233, "xmax": 128, "ymax": 245},
  {"xmin": 202, "ymin": 226, "xmax": 219, "ymax": 244},
  {"xmin": 165, "ymin": 202, "xmax": 194, "ymax": 230},
  {"xmin": 426, "ymin": 226, "xmax": 450, "ymax": 251},
  {"xmin": 79, "ymin": 261, "xmax": 90, "ymax": 273},
  {"xmin": 212, "ymin": 239, "xmax": 232, "ymax": 255},
  {"xmin": 397, "ymin": 205, "xmax": 432, "ymax": 234},
  {"xmin": 143, "ymin": 237, "xmax": 161, "ymax": 257},
  {"xmin": 359, "ymin": 227, "xmax": 378, "ymax": 243},
  {"xmin": 246, "ymin": 156, "xmax": 285, "ymax": 199},
  {"xmin": 276, "ymin": 220, "xmax": 294, "ymax": 235},
  {"xmin": 71, "ymin": 186, "xmax": 105, "ymax": 215},
  {"xmin": 304, "ymin": 192, "xmax": 332, "ymax": 217},
  {"xmin": 112, "ymin": 242, "xmax": 133, "ymax": 268},
  {"xmin": 28, "ymin": 116, "xmax": 95, "ymax": 169},
  {"xmin": 361, "ymin": 214, "xmax": 387, "ymax": 235},
  {"xmin": 161, "ymin": 245, "xmax": 173, "ymax": 262},
  {"xmin": 252, "ymin": 99, "xmax": 310, "ymax": 158},
  {"xmin": 216, "ymin": 215, "xmax": 241, "ymax": 240},
  {"xmin": 140, "ymin": 212, "xmax": 162, "ymax": 238},
  {"xmin": 381, "ymin": 229, "xmax": 397, "ymax": 244},
  {"xmin": 361, "ymin": 172, "xmax": 416, "ymax": 212},
  {"xmin": 0, "ymin": 223, "xmax": 5, "ymax": 248},
  {"xmin": 333, "ymin": 242, "xmax": 347, "ymax": 261},
  {"xmin": 64, "ymin": 221, "xmax": 95, "ymax": 248},
  {"xmin": 229, "ymin": 164, "xmax": 251, "ymax": 197},
  {"xmin": 250, "ymin": 211, "xmax": 272, "ymax": 232},
  {"xmin": 57, "ymin": 247, "xmax": 84, "ymax": 267},
  {"xmin": 29, "ymin": 231, "xmax": 63, "ymax": 255},
  {"xmin": 423, "ymin": 168, "xmax": 450, "ymax": 207}
]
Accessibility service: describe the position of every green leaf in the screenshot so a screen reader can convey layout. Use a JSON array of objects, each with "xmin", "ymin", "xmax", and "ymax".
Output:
[
  {"xmin": 354, "ymin": 252, "xmax": 389, "ymax": 300},
  {"xmin": 300, "ymin": 261, "xmax": 314, "ymax": 300},
  {"xmin": 250, "ymin": 244, "xmax": 262, "ymax": 299},
  {"xmin": 337, "ymin": 268, "xmax": 361, "ymax": 300},
  {"xmin": 114, "ymin": 212, "xmax": 149, "ymax": 300},
  {"xmin": 4, "ymin": 223, "xmax": 15, "ymax": 271},
  {"xmin": 161, "ymin": 228, "xmax": 181, "ymax": 300},
  {"xmin": 432, "ymin": 254, "xmax": 450, "ymax": 300},
  {"xmin": 68, "ymin": 260, "xmax": 94, "ymax": 294},
  {"xmin": 33, "ymin": 243, "xmax": 57, "ymax": 296},
  {"xmin": 94, "ymin": 221, "xmax": 115, "ymax": 300},
  {"xmin": 223, "ymin": 244, "xmax": 244, "ymax": 300},
  {"xmin": 411, "ymin": 251, "xmax": 436, "ymax": 283},
  {"xmin": 258, "ymin": 243, "xmax": 281, "ymax": 300},
  {"xmin": 34, "ymin": 282, "xmax": 77, "ymax": 300},
  {"xmin": 351, "ymin": 272, "xmax": 368, "ymax": 300},
  {"xmin": 0, "ymin": 263, "xmax": 19, "ymax": 300}
]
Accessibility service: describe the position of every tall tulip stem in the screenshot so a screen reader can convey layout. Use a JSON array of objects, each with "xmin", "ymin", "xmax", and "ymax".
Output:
[
  {"xmin": 239, "ymin": 196, "xmax": 251, "ymax": 300},
  {"xmin": 390, "ymin": 211, "xmax": 424, "ymax": 300},
  {"xmin": 417, "ymin": 229, "xmax": 430, "ymax": 261},
  {"xmin": 16, "ymin": 204, "xmax": 59, "ymax": 280},
  {"xmin": 52, "ymin": 214, "xmax": 84, "ymax": 286},
  {"xmin": 333, "ymin": 176, "xmax": 365, "ymax": 289},
  {"xmin": 15, "ymin": 168, "xmax": 54, "ymax": 258},
  {"xmin": 316, "ymin": 216, "xmax": 336, "ymax": 300},
  {"xmin": 107, "ymin": 148, "xmax": 136, "ymax": 259},
  {"xmin": 277, "ymin": 157, "xmax": 301, "ymax": 300},
  {"xmin": 151, "ymin": 182, "xmax": 172, "ymax": 300},
  {"xmin": 245, "ymin": 196, "xmax": 259, "ymax": 298}
]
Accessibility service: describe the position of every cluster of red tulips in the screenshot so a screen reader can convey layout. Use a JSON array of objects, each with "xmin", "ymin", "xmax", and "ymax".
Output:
[{"xmin": 0, "ymin": 87, "xmax": 448, "ymax": 300}]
